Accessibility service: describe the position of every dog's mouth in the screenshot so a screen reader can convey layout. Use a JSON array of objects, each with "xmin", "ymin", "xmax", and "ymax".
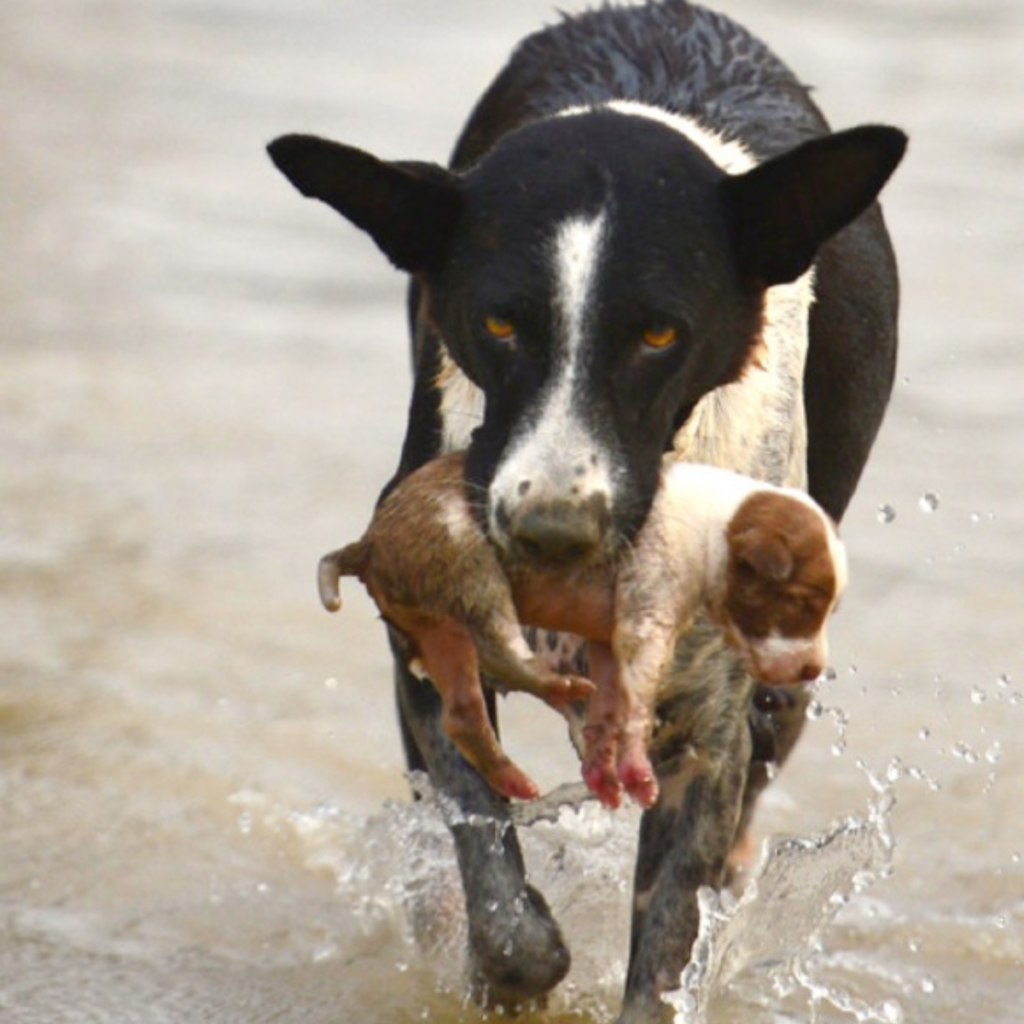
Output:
[{"xmin": 491, "ymin": 491, "xmax": 615, "ymax": 571}]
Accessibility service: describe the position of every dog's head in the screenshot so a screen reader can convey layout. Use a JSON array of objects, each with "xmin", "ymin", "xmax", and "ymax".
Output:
[
  {"xmin": 720, "ymin": 489, "xmax": 847, "ymax": 685},
  {"xmin": 268, "ymin": 108, "xmax": 904, "ymax": 568}
]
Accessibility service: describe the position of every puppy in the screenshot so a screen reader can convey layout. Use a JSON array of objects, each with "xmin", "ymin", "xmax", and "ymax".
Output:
[{"xmin": 318, "ymin": 454, "xmax": 846, "ymax": 809}]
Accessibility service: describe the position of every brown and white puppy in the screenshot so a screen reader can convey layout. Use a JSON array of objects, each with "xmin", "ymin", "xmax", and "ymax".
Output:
[
  {"xmin": 317, "ymin": 454, "xmax": 595, "ymax": 804},
  {"xmin": 318, "ymin": 454, "xmax": 846, "ymax": 809}
]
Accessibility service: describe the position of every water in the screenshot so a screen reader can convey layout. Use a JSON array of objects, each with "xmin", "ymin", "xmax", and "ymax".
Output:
[{"xmin": 2, "ymin": 0, "xmax": 1023, "ymax": 1020}]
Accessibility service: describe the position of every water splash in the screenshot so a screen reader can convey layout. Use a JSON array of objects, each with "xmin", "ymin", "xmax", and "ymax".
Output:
[
  {"xmin": 234, "ymin": 775, "xmax": 910, "ymax": 1023},
  {"xmin": 667, "ymin": 791, "xmax": 896, "ymax": 1023}
]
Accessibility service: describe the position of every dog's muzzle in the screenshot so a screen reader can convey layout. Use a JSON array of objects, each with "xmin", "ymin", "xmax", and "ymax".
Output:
[{"xmin": 494, "ymin": 492, "xmax": 611, "ymax": 567}]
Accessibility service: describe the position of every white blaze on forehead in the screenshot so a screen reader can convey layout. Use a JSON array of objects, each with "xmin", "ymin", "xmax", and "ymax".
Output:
[
  {"xmin": 553, "ymin": 211, "xmax": 607, "ymax": 358},
  {"xmin": 489, "ymin": 210, "xmax": 613, "ymax": 526}
]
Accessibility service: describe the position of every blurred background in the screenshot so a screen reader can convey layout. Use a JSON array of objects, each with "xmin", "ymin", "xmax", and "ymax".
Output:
[{"xmin": 1, "ymin": 1, "xmax": 1021, "ymax": 1021}]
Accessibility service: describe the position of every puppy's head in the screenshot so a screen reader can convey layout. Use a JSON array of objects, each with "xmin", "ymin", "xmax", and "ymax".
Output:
[{"xmin": 721, "ymin": 489, "xmax": 847, "ymax": 685}]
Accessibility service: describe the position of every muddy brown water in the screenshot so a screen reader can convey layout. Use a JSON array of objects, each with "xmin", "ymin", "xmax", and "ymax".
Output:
[{"xmin": 1, "ymin": 1, "xmax": 1022, "ymax": 1021}]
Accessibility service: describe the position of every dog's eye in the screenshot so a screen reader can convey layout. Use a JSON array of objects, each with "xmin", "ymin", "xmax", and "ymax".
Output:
[
  {"xmin": 642, "ymin": 325, "xmax": 678, "ymax": 350},
  {"xmin": 483, "ymin": 316, "xmax": 516, "ymax": 342}
]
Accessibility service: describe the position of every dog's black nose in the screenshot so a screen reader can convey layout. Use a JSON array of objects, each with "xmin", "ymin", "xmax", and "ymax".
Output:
[{"xmin": 506, "ymin": 496, "xmax": 608, "ymax": 566}]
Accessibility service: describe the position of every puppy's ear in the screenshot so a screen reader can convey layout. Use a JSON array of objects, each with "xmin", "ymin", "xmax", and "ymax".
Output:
[
  {"xmin": 722, "ymin": 124, "xmax": 907, "ymax": 285},
  {"xmin": 732, "ymin": 527, "xmax": 794, "ymax": 584},
  {"xmin": 267, "ymin": 134, "xmax": 462, "ymax": 272}
]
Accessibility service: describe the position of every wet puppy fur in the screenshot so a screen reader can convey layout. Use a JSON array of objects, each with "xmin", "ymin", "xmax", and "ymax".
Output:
[
  {"xmin": 318, "ymin": 454, "xmax": 846, "ymax": 811},
  {"xmin": 268, "ymin": 2, "xmax": 904, "ymax": 1017}
]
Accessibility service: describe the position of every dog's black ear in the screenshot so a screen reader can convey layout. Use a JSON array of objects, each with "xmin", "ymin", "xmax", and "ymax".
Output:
[
  {"xmin": 267, "ymin": 134, "xmax": 462, "ymax": 273},
  {"xmin": 722, "ymin": 124, "xmax": 907, "ymax": 285}
]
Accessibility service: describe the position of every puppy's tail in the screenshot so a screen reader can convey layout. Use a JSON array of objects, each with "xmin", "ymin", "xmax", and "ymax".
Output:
[{"xmin": 317, "ymin": 541, "xmax": 368, "ymax": 612}]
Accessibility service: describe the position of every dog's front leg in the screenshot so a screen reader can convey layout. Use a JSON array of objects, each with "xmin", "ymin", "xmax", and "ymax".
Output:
[
  {"xmin": 618, "ymin": 645, "xmax": 754, "ymax": 1024},
  {"xmin": 392, "ymin": 639, "xmax": 571, "ymax": 1005}
]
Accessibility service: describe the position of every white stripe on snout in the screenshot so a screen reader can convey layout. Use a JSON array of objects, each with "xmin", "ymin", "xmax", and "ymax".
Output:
[
  {"xmin": 748, "ymin": 630, "xmax": 827, "ymax": 684},
  {"xmin": 753, "ymin": 632, "xmax": 823, "ymax": 662},
  {"xmin": 489, "ymin": 211, "xmax": 614, "ymax": 534}
]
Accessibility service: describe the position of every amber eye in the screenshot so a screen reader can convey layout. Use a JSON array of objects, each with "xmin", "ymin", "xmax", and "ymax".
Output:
[
  {"xmin": 642, "ymin": 325, "xmax": 677, "ymax": 350},
  {"xmin": 484, "ymin": 316, "xmax": 516, "ymax": 341}
]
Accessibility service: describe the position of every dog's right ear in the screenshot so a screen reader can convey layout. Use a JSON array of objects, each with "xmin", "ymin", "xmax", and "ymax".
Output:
[
  {"xmin": 267, "ymin": 134, "xmax": 462, "ymax": 273},
  {"xmin": 722, "ymin": 124, "xmax": 907, "ymax": 286}
]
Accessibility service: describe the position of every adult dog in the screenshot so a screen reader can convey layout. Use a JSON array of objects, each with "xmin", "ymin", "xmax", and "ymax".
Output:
[{"xmin": 268, "ymin": 1, "xmax": 905, "ymax": 1019}]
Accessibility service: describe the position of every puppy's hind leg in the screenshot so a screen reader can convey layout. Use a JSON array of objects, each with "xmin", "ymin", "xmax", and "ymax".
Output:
[
  {"xmin": 470, "ymin": 611, "xmax": 595, "ymax": 709},
  {"xmin": 414, "ymin": 618, "xmax": 540, "ymax": 802}
]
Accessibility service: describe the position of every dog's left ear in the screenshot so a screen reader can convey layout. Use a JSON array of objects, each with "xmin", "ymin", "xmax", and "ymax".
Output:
[
  {"xmin": 722, "ymin": 124, "xmax": 907, "ymax": 285},
  {"xmin": 267, "ymin": 134, "xmax": 462, "ymax": 273}
]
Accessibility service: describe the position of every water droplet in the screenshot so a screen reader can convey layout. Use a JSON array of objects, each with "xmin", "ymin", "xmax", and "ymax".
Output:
[
  {"xmin": 918, "ymin": 492, "xmax": 939, "ymax": 513},
  {"xmin": 908, "ymin": 938, "xmax": 921, "ymax": 953},
  {"xmin": 395, "ymin": 959, "xmax": 409, "ymax": 973},
  {"xmin": 830, "ymin": 739, "xmax": 847, "ymax": 757},
  {"xmin": 952, "ymin": 742, "xmax": 979, "ymax": 765},
  {"xmin": 993, "ymin": 913, "xmax": 1008, "ymax": 930},
  {"xmin": 971, "ymin": 685, "xmax": 987, "ymax": 705},
  {"xmin": 918, "ymin": 726, "xmax": 931, "ymax": 741},
  {"xmin": 920, "ymin": 976, "xmax": 937, "ymax": 995},
  {"xmin": 876, "ymin": 503, "xmax": 897, "ymax": 524},
  {"xmin": 996, "ymin": 673, "xmax": 1011, "ymax": 689},
  {"xmin": 806, "ymin": 700, "xmax": 824, "ymax": 721},
  {"xmin": 238, "ymin": 811, "xmax": 253, "ymax": 836},
  {"xmin": 1010, "ymin": 692, "xmax": 1023, "ymax": 706},
  {"xmin": 879, "ymin": 997, "xmax": 904, "ymax": 1023},
  {"xmin": 823, "ymin": 666, "xmax": 838, "ymax": 683},
  {"xmin": 985, "ymin": 742, "xmax": 1002, "ymax": 766}
]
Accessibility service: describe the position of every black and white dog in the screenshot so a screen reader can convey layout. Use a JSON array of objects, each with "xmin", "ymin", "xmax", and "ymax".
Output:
[{"xmin": 269, "ymin": 2, "xmax": 905, "ymax": 1019}]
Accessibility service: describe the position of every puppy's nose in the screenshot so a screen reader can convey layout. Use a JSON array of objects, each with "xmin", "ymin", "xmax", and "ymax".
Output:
[
  {"xmin": 506, "ymin": 497, "xmax": 608, "ymax": 566},
  {"xmin": 799, "ymin": 660, "xmax": 823, "ymax": 683}
]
